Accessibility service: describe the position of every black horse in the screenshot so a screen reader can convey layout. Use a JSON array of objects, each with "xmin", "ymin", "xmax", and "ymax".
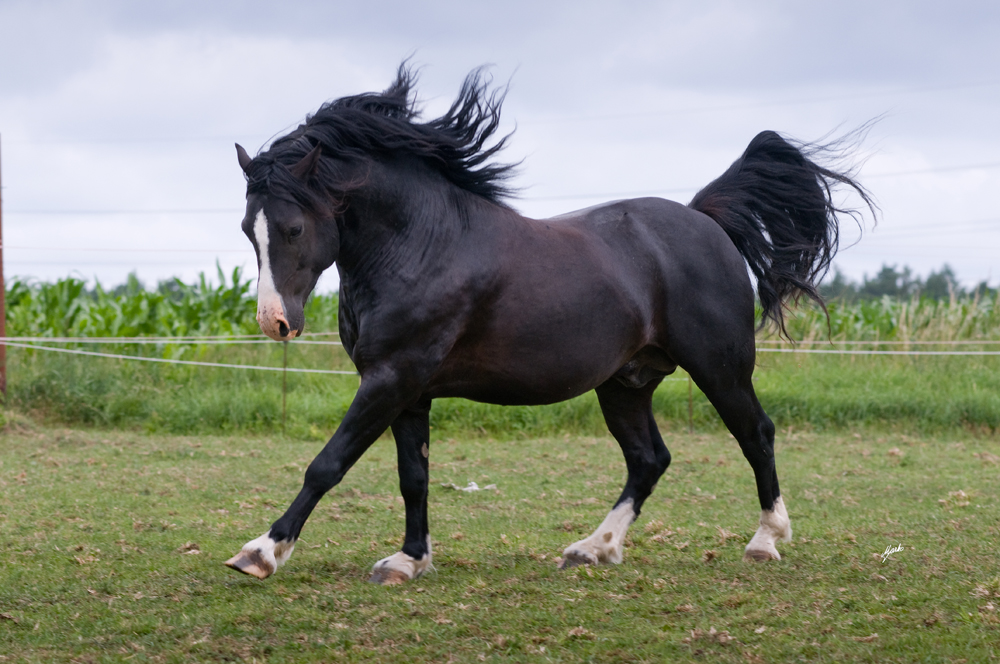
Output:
[{"xmin": 225, "ymin": 65, "xmax": 874, "ymax": 584}]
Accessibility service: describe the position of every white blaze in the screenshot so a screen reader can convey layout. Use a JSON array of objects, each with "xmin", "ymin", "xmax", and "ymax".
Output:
[{"xmin": 253, "ymin": 210, "xmax": 287, "ymax": 337}]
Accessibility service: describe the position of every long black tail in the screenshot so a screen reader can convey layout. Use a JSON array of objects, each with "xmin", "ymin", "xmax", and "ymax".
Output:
[{"xmin": 689, "ymin": 130, "xmax": 876, "ymax": 335}]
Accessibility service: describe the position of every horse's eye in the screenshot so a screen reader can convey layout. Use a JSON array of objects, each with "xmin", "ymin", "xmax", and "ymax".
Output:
[{"xmin": 289, "ymin": 226, "xmax": 304, "ymax": 238}]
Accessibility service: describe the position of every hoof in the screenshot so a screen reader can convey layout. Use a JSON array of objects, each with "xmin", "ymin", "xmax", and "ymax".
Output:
[
  {"xmin": 225, "ymin": 550, "xmax": 274, "ymax": 579},
  {"xmin": 368, "ymin": 568, "xmax": 411, "ymax": 585},
  {"xmin": 743, "ymin": 548, "xmax": 781, "ymax": 562},
  {"xmin": 559, "ymin": 550, "xmax": 598, "ymax": 569}
]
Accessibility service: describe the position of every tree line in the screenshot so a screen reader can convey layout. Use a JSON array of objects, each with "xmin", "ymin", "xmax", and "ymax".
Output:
[{"xmin": 819, "ymin": 264, "xmax": 997, "ymax": 302}]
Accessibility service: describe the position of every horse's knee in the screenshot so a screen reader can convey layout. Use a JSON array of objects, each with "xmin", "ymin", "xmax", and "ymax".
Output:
[
  {"xmin": 304, "ymin": 458, "xmax": 345, "ymax": 494},
  {"xmin": 759, "ymin": 414, "xmax": 775, "ymax": 446},
  {"xmin": 655, "ymin": 445, "xmax": 672, "ymax": 476}
]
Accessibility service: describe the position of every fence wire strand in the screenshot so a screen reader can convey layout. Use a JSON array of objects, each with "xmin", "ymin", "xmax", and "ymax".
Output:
[
  {"xmin": 0, "ymin": 334, "xmax": 996, "ymax": 378},
  {"xmin": 0, "ymin": 340, "xmax": 357, "ymax": 374},
  {"xmin": 757, "ymin": 347, "xmax": 1000, "ymax": 356},
  {"xmin": 0, "ymin": 336, "xmax": 342, "ymax": 346}
]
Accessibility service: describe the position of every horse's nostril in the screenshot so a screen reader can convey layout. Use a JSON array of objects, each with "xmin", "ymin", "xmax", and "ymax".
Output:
[{"xmin": 278, "ymin": 321, "xmax": 290, "ymax": 337}]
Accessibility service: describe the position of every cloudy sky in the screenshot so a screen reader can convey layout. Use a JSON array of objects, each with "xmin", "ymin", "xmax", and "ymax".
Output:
[{"xmin": 1, "ymin": 0, "xmax": 998, "ymax": 293}]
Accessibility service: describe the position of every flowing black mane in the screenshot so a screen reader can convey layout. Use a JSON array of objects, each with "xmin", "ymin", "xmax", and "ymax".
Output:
[{"xmin": 243, "ymin": 64, "xmax": 518, "ymax": 211}]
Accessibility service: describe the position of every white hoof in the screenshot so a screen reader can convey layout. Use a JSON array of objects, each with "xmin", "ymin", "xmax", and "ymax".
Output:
[
  {"xmin": 225, "ymin": 532, "xmax": 295, "ymax": 579},
  {"xmin": 744, "ymin": 496, "xmax": 791, "ymax": 563},
  {"xmin": 369, "ymin": 536, "xmax": 434, "ymax": 585},
  {"xmin": 560, "ymin": 500, "xmax": 634, "ymax": 569}
]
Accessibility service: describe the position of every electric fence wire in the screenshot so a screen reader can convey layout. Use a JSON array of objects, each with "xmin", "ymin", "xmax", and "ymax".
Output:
[
  {"xmin": 0, "ymin": 335, "xmax": 998, "ymax": 379},
  {"xmin": 0, "ymin": 340, "xmax": 357, "ymax": 374}
]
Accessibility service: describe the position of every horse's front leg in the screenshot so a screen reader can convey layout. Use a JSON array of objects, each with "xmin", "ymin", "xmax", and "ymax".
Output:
[
  {"xmin": 369, "ymin": 399, "xmax": 434, "ymax": 585},
  {"xmin": 225, "ymin": 366, "xmax": 414, "ymax": 579}
]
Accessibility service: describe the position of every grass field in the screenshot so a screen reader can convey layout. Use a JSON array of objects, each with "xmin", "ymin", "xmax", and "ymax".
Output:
[
  {"xmin": 3, "ymin": 280, "xmax": 1000, "ymax": 660},
  {"xmin": 2, "ymin": 419, "xmax": 999, "ymax": 662},
  {"xmin": 7, "ymin": 343, "xmax": 999, "ymax": 437}
]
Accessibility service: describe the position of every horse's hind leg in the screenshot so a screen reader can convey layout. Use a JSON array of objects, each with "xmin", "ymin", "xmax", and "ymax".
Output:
[
  {"xmin": 369, "ymin": 400, "xmax": 435, "ymax": 585},
  {"xmin": 685, "ymin": 353, "xmax": 791, "ymax": 562},
  {"xmin": 561, "ymin": 378, "xmax": 670, "ymax": 568}
]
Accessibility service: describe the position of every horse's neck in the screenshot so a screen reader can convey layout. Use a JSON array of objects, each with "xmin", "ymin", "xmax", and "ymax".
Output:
[{"xmin": 337, "ymin": 163, "xmax": 478, "ymax": 273}]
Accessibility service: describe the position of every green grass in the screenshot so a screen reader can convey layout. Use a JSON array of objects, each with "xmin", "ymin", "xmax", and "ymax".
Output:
[
  {"xmin": 753, "ymin": 353, "xmax": 1000, "ymax": 431},
  {"xmin": 7, "ymin": 343, "xmax": 999, "ymax": 437},
  {"xmin": 4, "ymin": 274, "xmax": 998, "ymax": 660},
  {"xmin": 4, "ymin": 275, "xmax": 999, "ymax": 436},
  {"xmin": 2, "ymin": 421, "xmax": 1000, "ymax": 662}
]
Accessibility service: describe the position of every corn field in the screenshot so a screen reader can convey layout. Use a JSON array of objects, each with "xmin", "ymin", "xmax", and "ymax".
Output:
[
  {"xmin": 4, "ymin": 266, "xmax": 339, "ymax": 340},
  {"xmin": 768, "ymin": 293, "xmax": 1000, "ymax": 344},
  {"xmin": 5, "ymin": 271, "xmax": 998, "ymax": 343}
]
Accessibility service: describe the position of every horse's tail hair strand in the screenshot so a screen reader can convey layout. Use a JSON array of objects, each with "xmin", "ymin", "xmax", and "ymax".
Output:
[{"xmin": 688, "ymin": 129, "xmax": 877, "ymax": 336}]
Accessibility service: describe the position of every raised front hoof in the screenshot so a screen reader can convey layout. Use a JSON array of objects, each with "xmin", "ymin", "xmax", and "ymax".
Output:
[
  {"xmin": 368, "ymin": 568, "xmax": 411, "ymax": 585},
  {"xmin": 559, "ymin": 550, "xmax": 599, "ymax": 569},
  {"xmin": 225, "ymin": 550, "xmax": 274, "ymax": 579},
  {"xmin": 743, "ymin": 548, "xmax": 781, "ymax": 563}
]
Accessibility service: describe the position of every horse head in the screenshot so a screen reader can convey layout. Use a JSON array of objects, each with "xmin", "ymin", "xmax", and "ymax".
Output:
[{"xmin": 237, "ymin": 143, "xmax": 338, "ymax": 341}]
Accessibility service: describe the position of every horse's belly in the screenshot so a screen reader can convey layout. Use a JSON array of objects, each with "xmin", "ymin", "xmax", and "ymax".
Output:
[
  {"xmin": 428, "ymin": 352, "xmax": 617, "ymax": 406},
  {"xmin": 426, "ymin": 375, "xmax": 596, "ymax": 406},
  {"xmin": 425, "ymin": 344, "xmax": 641, "ymax": 406}
]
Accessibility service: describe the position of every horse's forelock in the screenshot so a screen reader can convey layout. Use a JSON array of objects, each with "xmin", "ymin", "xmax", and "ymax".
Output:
[{"xmin": 245, "ymin": 151, "xmax": 327, "ymax": 214}]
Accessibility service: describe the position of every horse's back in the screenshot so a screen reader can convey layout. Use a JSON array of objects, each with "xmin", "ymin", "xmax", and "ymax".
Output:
[
  {"xmin": 551, "ymin": 197, "xmax": 740, "ymax": 262},
  {"xmin": 551, "ymin": 197, "xmax": 753, "ymax": 302},
  {"xmin": 549, "ymin": 197, "xmax": 758, "ymax": 356}
]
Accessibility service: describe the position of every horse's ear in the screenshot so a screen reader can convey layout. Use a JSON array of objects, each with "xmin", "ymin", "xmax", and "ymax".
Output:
[
  {"xmin": 235, "ymin": 143, "xmax": 253, "ymax": 173},
  {"xmin": 289, "ymin": 144, "xmax": 323, "ymax": 181}
]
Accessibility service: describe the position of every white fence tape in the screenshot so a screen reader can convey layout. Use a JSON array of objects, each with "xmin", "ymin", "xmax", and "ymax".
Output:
[
  {"xmin": 0, "ymin": 341, "xmax": 357, "ymax": 375},
  {"xmin": 0, "ymin": 336, "xmax": 342, "ymax": 346},
  {"xmin": 4, "ymin": 335, "xmax": 995, "ymax": 351},
  {"xmin": 0, "ymin": 334, "xmax": 996, "ymax": 380},
  {"xmin": 757, "ymin": 339, "xmax": 1000, "ymax": 346},
  {"xmin": 757, "ymin": 347, "xmax": 1000, "ymax": 356}
]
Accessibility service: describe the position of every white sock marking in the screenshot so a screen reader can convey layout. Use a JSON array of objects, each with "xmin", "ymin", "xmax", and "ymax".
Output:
[
  {"xmin": 241, "ymin": 530, "xmax": 296, "ymax": 574},
  {"xmin": 745, "ymin": 495, "xmax": 792, "ymax": 560},
  {"xmin": 563, "ymin": 500, "xmax": 635, "ymax": 565},
  {"xmin": 372, "ymin": 535, "xmax": 435, "ymax": 580}
]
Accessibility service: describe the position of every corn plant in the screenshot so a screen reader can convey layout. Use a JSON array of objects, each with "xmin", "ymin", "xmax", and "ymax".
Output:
[
  {"xmin": 768, "ymin": 293, "xmax": 1000, "ymax": 344},
  {"xmin": 5, "ymin": 265, "xmax": 340, "ymax": 340}
]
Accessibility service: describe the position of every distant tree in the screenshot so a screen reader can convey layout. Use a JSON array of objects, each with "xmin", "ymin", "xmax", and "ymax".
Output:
[
  {"xmin": 818, "ymin": 268, "xmax": 858, "ymax": 302},
  {"xmin": 971, "ymin": 280, "xmax": 998, "ymax": 299},
  {"xmin": 111, "ymin": 272, "xmax": 146, "ymax": 298},
  {"xmin": 921, "ymin": 264, "xmax": 957, "ymax": 300},
  {"xmin": 157, "ymin": 277, "xmax": 185, "ymax": 301},
  {"xmin": 818, "ymin": 263, "xmax": 995, "ymax": 302},
  {"xmin": 859, "ymin": 265, "xmax": 920, "ymax": 299}
]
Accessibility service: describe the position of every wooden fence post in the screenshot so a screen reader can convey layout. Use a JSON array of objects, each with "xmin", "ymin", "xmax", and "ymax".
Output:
[
  {"xmin": 282, "ymin": 340, "xmax": 288, "ymax": 433},
  {"xmin": 0, "ymin": 133, "xmax": 7, "ymax": 398},
  {"xmin": 687, "ymin": 374, "xmax": 693, "ymax": 434}
]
